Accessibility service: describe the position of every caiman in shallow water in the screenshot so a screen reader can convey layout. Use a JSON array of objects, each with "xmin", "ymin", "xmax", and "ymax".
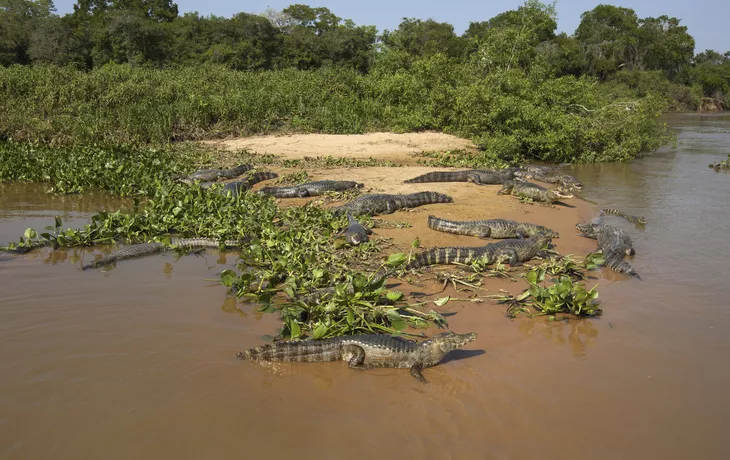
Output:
[
  {"xmin": 330, "ymin": 192, "xmax": 453, "ymax": 217},
  {"xmin": 498, "ymin": 180, "xmax": 574, "ymax": 204},
  {"xmin": 576, "ymin": 222, "xmax": 641, "ymax": 279},
  {"xmin": 576, "ymin": 222, "xmax": 635, "ymax": 256},
  {"xmin": 403, "ymin": 167, "xmax": 521, "ymax": 185},
  {"xmin": 427, "ymin": 215, "xmax": 558, "ymax": 239},
  {"xmin": 237, "ymin": 331, "xmax": 478, "ymax": 383},
  {"xmin": 80, "ymin": 237, "xmax": 244, "ymax": 270},
  {"xmin": 258, "ymin": 180, "xmax": 364, "ymax": 198},
  {"xmin": 406, "ymin": 232, "xmax": 553, "ymax": 269},
  {"xmin": 600, "ymin": 208, "xmax": 647, "ymax": 225}
]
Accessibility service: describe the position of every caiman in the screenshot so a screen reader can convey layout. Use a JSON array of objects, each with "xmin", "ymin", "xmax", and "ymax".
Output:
[
  {"xmin": 340, "ymin": 212, "xmax": 373, "ymax": 245},
  {"xmin": 576, "ymin": 222, "xmax": 635, "ymax": 256},
  {"xmin": 576, "ymin": 223, "xmax": 641, "ymax": 279},
  {"xmin": 603, "ymin": 248, "xmax": 642, "ymax": 280},
  {"xmin": 514, "ymin": 166, "xmax": 583, "ymax": 190},
  {"xmin": 406, "ymin": 232, "xmax": 553, "ymax": 269},
  {"xmin": 427, "ymin": 215, "xmax": 558, "ymax": 239},
  {"xmin": 330, "ymin": 191, "xmax": 453, "ymax": 217},
  {"xmin": 199, "ymin": 172, "xmax": 278, "ymax": 196},
  {"xmin": 403, "ymin": 167, "xmax": 521, "ymax": 185},
  {"xmin": 498, "ymin": 180, "xmax": 574, "ymax": 204},
  {"xmin": 237, "ymin": 330, "xmax": 478, "ymax": 383},
  {"xmin": 180, "ymin": 164, "xmax": 253, "ymax": 184},
  {"xmin": 600, "ymin": 208, "xmax": 647, "ymax": 225},
  {"xmin": 81, "ymin": 237, "xmax": 244, "ymax": 270},
  {"xmin": 258, "ymin": 180, "xmax": 364, "ymax": 198}
]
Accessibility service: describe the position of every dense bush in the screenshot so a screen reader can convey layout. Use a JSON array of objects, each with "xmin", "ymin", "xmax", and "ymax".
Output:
[{"xmin": 0, "ymin": 60, "xmax": 673, "ymax": 163}]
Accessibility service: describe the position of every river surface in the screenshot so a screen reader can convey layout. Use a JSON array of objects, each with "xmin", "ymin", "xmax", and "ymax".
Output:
[{"xmin": 1, "ymin": 114, "xmax": 729, "ymax": 459}]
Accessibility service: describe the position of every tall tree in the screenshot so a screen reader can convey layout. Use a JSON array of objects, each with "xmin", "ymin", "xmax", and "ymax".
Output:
[{"xmin": 0, "ymin": 0, "xmax": 55, "ymax": 65}]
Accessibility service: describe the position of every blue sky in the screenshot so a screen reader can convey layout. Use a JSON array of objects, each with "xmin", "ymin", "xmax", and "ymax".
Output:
[{"xmin": 52, "ymin": 0, "xmax": 728, "ymax": 54}]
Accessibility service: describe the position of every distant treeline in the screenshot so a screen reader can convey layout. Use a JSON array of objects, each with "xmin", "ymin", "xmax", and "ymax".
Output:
[{"xmin": 1, "ymin": 0, "xmax": 728, "ymax": 109}]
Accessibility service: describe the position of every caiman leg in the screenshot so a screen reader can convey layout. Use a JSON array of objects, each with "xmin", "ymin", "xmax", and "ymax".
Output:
[
  {"xmin": 409, "ymin": 364, "xmax": 427, "ymax": 383},
  {"xmin": 345, "ymin": 345, "xmax": 369, "ymax": 370},
  {"xmin": 500, "ymin": 248, "xmax": 522, "ymax": 266}
]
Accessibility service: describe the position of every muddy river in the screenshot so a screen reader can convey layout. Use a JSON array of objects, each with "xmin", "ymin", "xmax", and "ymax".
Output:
[{"xmin": 1, "ymin": 114, "xmax": 729, "ymax": 459}]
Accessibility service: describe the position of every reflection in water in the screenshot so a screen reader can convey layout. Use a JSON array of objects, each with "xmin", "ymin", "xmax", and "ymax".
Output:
[
  {"xmin": 517, "ymin": 317, "xmax": 599, "ymax": 357},
  {"xmin": 220, "ymin": 296, "xmax": 248, "ymax": 318}
]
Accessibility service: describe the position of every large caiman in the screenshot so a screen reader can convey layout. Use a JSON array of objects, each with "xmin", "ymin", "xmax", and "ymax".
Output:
[
  {"xmin": 258, "ymin": 180, "xmax": 364, "ymax": 198},
  {"xmin": 427, "ymin": 215, "xmax": 559, "ymax": 239},
  {"xmin": 404, "ymin": 167, "xmax": 521, "ymax": 185},
  {"xmin": 405, "ymin": 232, "xmax": 553, "ymax": 269},
  {"xmin": 237, "ymin": 331, "xmax": 478, "ymax": 383},
  {"xmin": 497, "ymin": 180, "xmax": 574, "ymax": 204},
  {"xmin": 330, "ymin": 191, "xmax": 453, "ymax": 217}
]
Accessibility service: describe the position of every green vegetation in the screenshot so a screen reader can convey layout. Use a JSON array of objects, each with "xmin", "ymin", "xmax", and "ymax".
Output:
[
  {"xmin": 496, "ymin": 263, "xmax": 604, "ymax": 319},
  {"xmin": 3, "ymin": 0, "xmax": 728, "ymax": 164},
  {"xmin": 709, "ymin": 153, "xmax": 730, "ymax": 171}
]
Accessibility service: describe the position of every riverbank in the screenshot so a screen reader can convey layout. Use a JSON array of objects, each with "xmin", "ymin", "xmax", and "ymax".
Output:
[{"xmin": 202, "ymin": 132, "xmax": 603, "ymax": 312}]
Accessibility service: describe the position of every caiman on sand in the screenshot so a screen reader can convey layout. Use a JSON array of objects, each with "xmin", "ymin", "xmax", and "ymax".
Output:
[
  {"xmin": 427, "ymin": 215, "xmax": 558, "ymax": 239},
  {"xmin": 258, "ymin": 180, "xmax": 364, "ymax": 198},
  {"xmin": 330, "ymin": 192, "xmax": 453, "ymax": 217},
  {"xmin": 498, "ymin": 180, "xmax": 574, "ymax": 204},
  {"xmin": 237, "ymin": 331, "xmax": 478, "ymax": 383},
  {"xmin": 404, "ymin": 167, "xmax": 521, "ymax": 185},
  {"xmin": 406, "ymin": 232, "xmax": 553, "ymax": 269}
]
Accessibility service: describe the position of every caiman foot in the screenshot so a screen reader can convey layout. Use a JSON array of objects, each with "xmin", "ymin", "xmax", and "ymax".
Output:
[
  {"xmin": 345, "ymin": 345, "xmax": 368, "ymax": 370},
  {"xmin": 409, "ymin": 364, "xmax": 427, "ymax": 383}
]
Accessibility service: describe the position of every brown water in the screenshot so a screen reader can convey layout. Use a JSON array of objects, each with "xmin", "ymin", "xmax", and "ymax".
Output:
[{"xmin": 1, "ymin": 114, "xmax": 730, "ymax": 459}]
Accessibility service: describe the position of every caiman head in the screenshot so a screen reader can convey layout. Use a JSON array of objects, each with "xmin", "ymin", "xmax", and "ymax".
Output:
[
  {"xmin": 558, "ymin": 175, "xmax": 583, "ymax": 191},
  {"xmin": 575, "ymin": 222, "xmax": 599, "ymax": 237},
  {"xmin": 419, "ymin": 331, "xmax": 478, "ymax": 367},
  {"xmin": 426, "ymin": 331, "xmax": 478, "ymax": 355},
  {"xmin": 531, "ymin": 231, "xmax": 555, "ymax": 249},
  {"xmin": 552, "ymin": 186, "xmax": 574, "ymax": 199}
]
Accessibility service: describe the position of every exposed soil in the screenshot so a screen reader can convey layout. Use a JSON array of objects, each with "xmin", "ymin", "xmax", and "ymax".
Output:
[{"xmin": 202, "ymin": 131, "xmax": 479, "ymax": 165}]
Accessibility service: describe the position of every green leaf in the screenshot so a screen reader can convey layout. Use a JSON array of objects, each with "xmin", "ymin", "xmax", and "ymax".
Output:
[
  {"xmin": 386, "ymin": 252, "xmax": 407, "ymax": 266},
  {"xmin": 433, "ymin": 296, "xmax": 450, "ymax": 307},
  {"xmin": 525, "ymin": 270, "xmax": 538, "ymax": 285},
  {"xmin": 219, "ymin": 269, "xmax": 237, "ymax": 287},
  {"xmin": 411, "ymin": 237, "xmax": 421, "ymax": 248},
  {"xmin": 386, "ymin": 291, "xmax": 403, "ymax": 301},
  {"xmin": 23, "ymin": 228, "xmax": 37, "ymax": 240},
  {"xmin": 288, "ymin": 320, "xmax": 301, "ymax": 339},
  {"xmin": 312, "ymin": 322, "xmax": 328, "ymax": 339}
]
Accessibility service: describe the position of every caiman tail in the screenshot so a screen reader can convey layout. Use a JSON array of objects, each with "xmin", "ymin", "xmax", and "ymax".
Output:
[
  {"xmin": 407, "ymin": 247, "xmax": 486, "ymax": 269},
  {"xmin": 404, "ymin": 171, "xmax": 468, "ymax": 183},
  {"xmin": 603, "ymin": 250, "xmax": 641, "ymax": 280},
  {"xmin": 427, "ymin": 215, "xmax": 468, "ymax": 234},
  {"xmin": 236, "ymin": 338, "xmax": 343, "ymax": 362},
  {"xmin": 247, "ymin": 171, "xmax": 279, "ymax": 185}
]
